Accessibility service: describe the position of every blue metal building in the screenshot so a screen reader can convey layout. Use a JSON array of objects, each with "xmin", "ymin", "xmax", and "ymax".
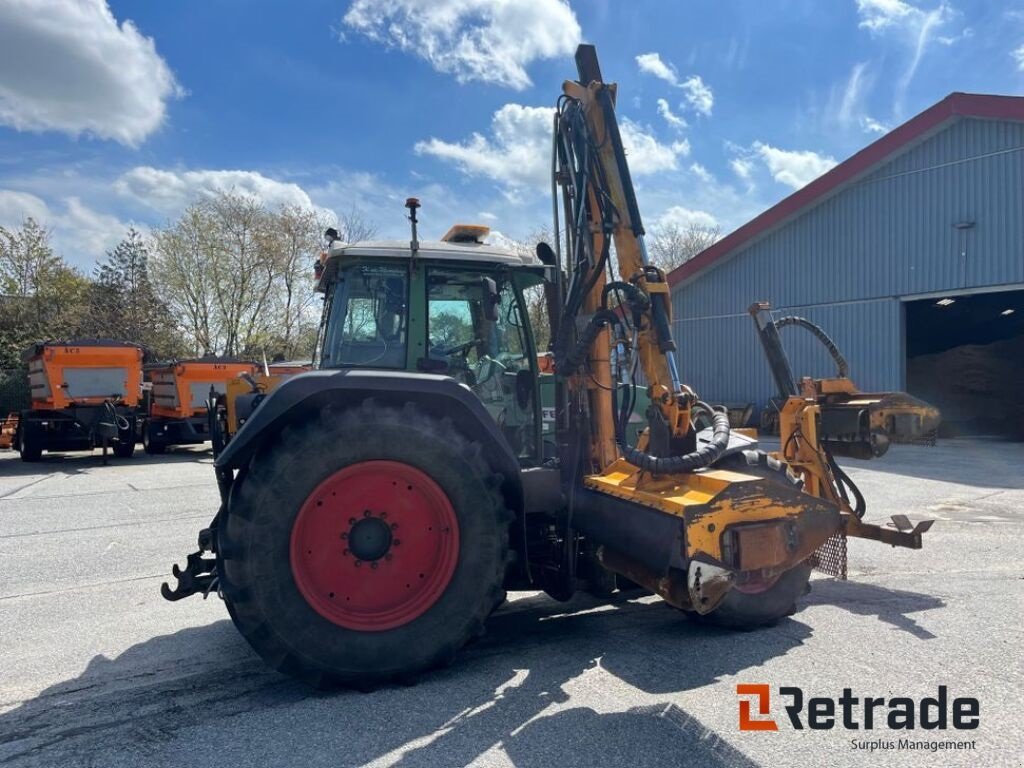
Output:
[{"xmin": 668, "ymin": 93, "xmax": 1024, "ymax": 437}]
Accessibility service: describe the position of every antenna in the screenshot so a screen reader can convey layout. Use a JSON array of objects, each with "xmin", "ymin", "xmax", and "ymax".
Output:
[{"xmin": 405, "ymin": 198, "xmax": 420, "ymax": 260}]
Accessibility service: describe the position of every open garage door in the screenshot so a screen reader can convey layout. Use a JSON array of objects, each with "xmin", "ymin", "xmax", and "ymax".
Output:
[{"xmin": 905, "ymin": 289, "xmax": 1024, "ymax": 439}]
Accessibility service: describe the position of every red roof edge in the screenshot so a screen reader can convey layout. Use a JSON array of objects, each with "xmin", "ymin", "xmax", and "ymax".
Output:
[{"xmin": 667, "ymin": 93, "xmax": 1024, "ymax": 288}]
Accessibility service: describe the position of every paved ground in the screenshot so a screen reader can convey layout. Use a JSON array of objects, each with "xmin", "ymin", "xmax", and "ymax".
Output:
[{"xmin": 0, "ymin": 439, "xmax": 1020, "ymax": 768}]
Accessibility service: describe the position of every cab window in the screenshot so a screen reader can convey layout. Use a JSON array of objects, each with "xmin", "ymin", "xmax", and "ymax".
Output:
[
  {"xmin": 427, "ymin": 268, "xmax": 536, "ymax": 455},
  {"xmin": 321, "ymin": 263, "xmax": 408, "ymax": 368}
]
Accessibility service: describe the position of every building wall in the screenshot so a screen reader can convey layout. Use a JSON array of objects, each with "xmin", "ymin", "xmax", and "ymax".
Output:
[{"xmin": 670, "ymin": 117, "xmax": 1024, "ymax": 408}]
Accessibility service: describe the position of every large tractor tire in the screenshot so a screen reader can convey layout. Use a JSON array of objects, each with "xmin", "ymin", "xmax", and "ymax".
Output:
[
  {"xmin": 219, "ymin": 400, "xmax": 511, "ymax": 688},
  {"xmin": 695, "ymin": 450, "xmax": 812, "ymax": 629}
]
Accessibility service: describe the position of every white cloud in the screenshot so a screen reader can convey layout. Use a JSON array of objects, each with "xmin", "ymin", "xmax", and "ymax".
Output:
[
  {"xmin": 679, "ymin": 75, "xmax": 714, "ymax": 117},
  {"xmin": 64, "ymin": 196, "xmax": 137, "ymax": 257},
  {"xmin": 861, "ymin": 116, "xmax": 890, "ymax": 134},
  {"xmin": 753, "ymin": 142, "xmax": 837, "ymax": 189},
  {"xmin": 0, "ymin": 188, "xmax": 134, "ymax": 265},
  {"xmin": 1014, "ymin": 44, "xmax": 1024, "ymax": 71},
  {"xmin": 619, "ymin": 118, "xmax": 690, "ymax": 173},
  {"xmin": 635, "ymin": 52, "xmax": 714, "ymax": 115},
  {"xmin": 655, "ymin": 205, "xmax": 718, "ymax": 230},
  {"xmin": 0, "ymin": 189, "xmax": 50, "ymax": 229},
  {"xmin": 636, "ymin": 53, "xmax": 678, "ymax": 85},
  {"xmin": 730, "ymin": 158, "xmax": 754, "ymax": 182},
  {"xmin": 856, "ymin": 0, "xmax": 918, "ymax": 31},
  {"xmin": 656, "ymin": 98, "xmax": 687, "ymax": 131},
  {"xmin": 689, "ymin": 163, "xmax": 713, "ymax": 183},
  {"xmin": 115, "ymin": 167, "xmax": 325, "ymax": 216},
  {"xmin": 0, "ymin": 0, "xmax": 182, "ymax": 146},
  {"xmin": 838, "ymin": 62, "xmax": 870, "ymax": 126},
  {"xmin": 855, "ymin": 0, "xmax": 956, "ymax": 114},
  {"xmin": 342, "ymin": 0, "xmax": 580, "ymax": 90},
  {"xmin": 414, "ymin": 104, "xmax": 687, "ymax": 198},
  {"xmin": 414, "ymin": 104, "xmax": 553, "ymax": 192}
]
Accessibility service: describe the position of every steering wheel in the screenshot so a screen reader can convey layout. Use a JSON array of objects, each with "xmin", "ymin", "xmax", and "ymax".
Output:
[{"xmin": 439, "ymin": 338, "xmax": 480, "ymax": 357}]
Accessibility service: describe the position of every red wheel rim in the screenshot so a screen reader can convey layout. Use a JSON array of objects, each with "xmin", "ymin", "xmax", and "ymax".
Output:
[{"xmin": 289, "ymin": 460, "xmax": 460, "ymax": 631}]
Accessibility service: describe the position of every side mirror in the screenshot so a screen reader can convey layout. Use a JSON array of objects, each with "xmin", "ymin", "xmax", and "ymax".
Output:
[
  {"xmin": 481, "ymin": 276, "xmax": 500, "ymax": 322},
  {"xmin": 535, "ymin": 242, "xmax": 557, "ymax": 266}
]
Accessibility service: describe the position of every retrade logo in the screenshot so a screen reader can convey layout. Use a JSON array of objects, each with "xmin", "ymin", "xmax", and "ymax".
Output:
[
  {"xmin": 736, "ymin": 684, "xmax": 778, "ymax": 731},
  {"xmin": 736, "ymin": 684, "xmax": 979, "ymax": 732}
]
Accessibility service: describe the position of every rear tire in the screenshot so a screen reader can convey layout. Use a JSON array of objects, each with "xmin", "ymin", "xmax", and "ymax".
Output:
[
  {"xmin": 219, "ymin": 400, "xmax": 511, "ymax": 687},
  {"xmin": 18, "ymin": 425, "xmax": 41, "ymax": 462}
]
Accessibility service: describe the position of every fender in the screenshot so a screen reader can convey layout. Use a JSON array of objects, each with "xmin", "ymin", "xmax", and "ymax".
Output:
[{"xmin": 215, "ymin": 368, "xmax": 524, "ymax": 510}]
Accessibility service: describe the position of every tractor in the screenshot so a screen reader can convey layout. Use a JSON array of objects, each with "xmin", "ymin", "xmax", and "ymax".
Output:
[{"xmin": 163, "ymin": 46, "xmax": 939, "ymax": 687}]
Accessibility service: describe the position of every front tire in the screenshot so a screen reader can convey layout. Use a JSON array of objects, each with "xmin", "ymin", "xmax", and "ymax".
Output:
[
  {"xmin": 219, "ymin": 401, "xmax": 511, "ymax": 687},
  {"xmin": 142, "ymin": 424, "xmax": 166, "ymax": 455}
]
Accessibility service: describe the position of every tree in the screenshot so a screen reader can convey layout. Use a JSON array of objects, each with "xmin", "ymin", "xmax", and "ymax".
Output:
[
  {"xmin": 152, "ymin": 205, "xmax": 221, "ymax": 355},
  {"xmin": 86, "ymin": 229, "xmax": 184, "ymax": 359},
  {"xmin": 0, "ymin": 219, "xmax": 90, "ymax": 368},
  {"xmin": 647, "ymin": 221, "xmax": 720, "ymax": 272},
  {"xmin": 506, "ymin": 228, "xmax": 555, "ymax": 352},
  {"xmin": 151, "ymin": 192, "xmax": 377, "ymax": 359},
  {"xmin": 264, "ymin": 206, "xmax": 333, "ymax": 361},
  {"xmin": 0, "ymin": 217, "xmax": 62, "ymax": 297},
  {"xmin": 333, "ymin": 206, "xmax": 378, "ymax": 244}
]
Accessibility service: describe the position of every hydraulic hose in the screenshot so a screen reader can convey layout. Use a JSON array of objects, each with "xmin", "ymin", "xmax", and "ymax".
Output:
[
  {"xmin": 776, "ymin": 315, "xmax": 850, "ymax": 378},
  {"xmin": 618, "ymin": 402, "xmax": 731, "ymax": 475},
  {"xmin": 554, "ymin": 309, "xmax": 621, "ymax": 375},
  {"xmin": 103, "ymin": 400, "xmax": 130, "ymax": 431}
]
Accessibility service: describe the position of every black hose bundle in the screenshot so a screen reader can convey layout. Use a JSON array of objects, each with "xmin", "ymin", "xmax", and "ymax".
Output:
[
  {"xmin": 776, "ymin": 315, "xmax": 850, "ymax": 378},
  {"xmin": 618, "ymin": 402, "xmax": 731, "ymax": 475},
  {"xmin": 554, "ymin": 309, "xmax": 622, "ymax": 375},
  {"xmin": 552, "ymin": 92, "xmax": 733, "ymax": 475}
]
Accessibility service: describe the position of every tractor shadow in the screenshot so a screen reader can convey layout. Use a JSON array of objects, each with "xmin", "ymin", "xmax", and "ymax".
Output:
[
  {"xmin": 0, "ymin": 593, "xmax": 785, "ymax": 768},
  {"xmin": 804, "ymin": 578, "xmax": 945, "ymax": 640}
]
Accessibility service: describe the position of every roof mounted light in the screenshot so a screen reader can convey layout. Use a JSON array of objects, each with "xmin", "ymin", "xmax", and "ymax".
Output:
[
  {"xmin": 1001, "ymin": 308, "xmax": 1015, "ymax": 316},
  {"xmin": 935, "ymin": 298, "xmax": 955, "ymax": 307},
  {"xmin": 442, "ymin": 224, "xmax": 490, "ymax": 244}
]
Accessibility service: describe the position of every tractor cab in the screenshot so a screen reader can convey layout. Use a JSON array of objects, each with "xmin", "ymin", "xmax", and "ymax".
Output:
[{"xmin": 314, "ymin": 217, "xmax": 552, "ymax": 459}]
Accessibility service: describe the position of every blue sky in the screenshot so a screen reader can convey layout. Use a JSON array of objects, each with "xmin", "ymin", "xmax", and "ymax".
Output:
[{"xmin": 0, "ymin": 0, "xmax": 1022, "ymax": 269}]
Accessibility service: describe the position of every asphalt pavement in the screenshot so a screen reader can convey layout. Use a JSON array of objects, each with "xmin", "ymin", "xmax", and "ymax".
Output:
[{"xmin": 0, "ymin": 439, "xmax": 1021, "ymax": 768}]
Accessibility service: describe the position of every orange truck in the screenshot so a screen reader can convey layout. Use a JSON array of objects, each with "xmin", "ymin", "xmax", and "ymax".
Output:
[
  {"xmin": 141, "ymin": 358, "xmax": 258, "ymax": 453},
  {"xmin": 15, "ymin": 340, "xmax": 144, "ymax": 462}
]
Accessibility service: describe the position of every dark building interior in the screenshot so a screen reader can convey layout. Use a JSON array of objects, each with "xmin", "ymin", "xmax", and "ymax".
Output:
[{"xmin": 905, "ymin": 289, "xmax": 1024, "ymax": 439}]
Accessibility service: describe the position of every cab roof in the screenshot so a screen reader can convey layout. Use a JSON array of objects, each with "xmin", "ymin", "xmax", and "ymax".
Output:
[
  {"xmin": 316, "ymin": 237, "xmax": 545, "ymax": 291},
  {"xmin": 325, "ymin": 238, "xmax": 541, "ymax": 267}
]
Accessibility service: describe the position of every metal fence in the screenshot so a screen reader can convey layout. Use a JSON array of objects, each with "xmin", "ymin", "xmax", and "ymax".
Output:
[{"xmin": 0, "ymin": 368, "xmax": 30, "ymax": 415}]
